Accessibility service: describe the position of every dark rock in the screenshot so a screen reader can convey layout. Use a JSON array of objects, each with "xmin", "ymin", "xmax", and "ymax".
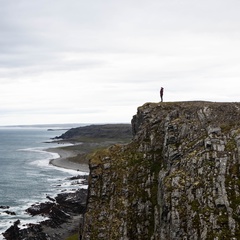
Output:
[
  {"xmin": 3, "ymin": 220, "xmax": 20, "ymax": 240},
  {"xmin": 67, "ymin": 175, "xmax": 88, "ymax": 181},
  {"xmin": 55, "ymin": 188, "xmax": 87, "ymax": 214},
  {"xmin": 48, "ymin": 205, "xmax": 71, "ymax": 226},
  {"xmin": 13, "ymin": 223, "xmax": 50, "ymax": 240},
  {"xmin": 46, "ymin": 195, "xmax": 55, "ymax": 202},
  {"xmin": 4, "ymin": 188, "xmax": 88, "ymax": 239},
  {"xmin": 0, "ymin": 205, "xmax": 10, "ymax": 209},
  {"xmin": 4, "ymin": 210, "xmax": 16, "ymax": 215},
  {"xmin": 26, "ymin": 202, "xmax": 54, "ymax": 216}
]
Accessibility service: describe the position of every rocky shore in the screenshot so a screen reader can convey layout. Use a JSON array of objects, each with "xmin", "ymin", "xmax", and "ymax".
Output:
[
  {"xmin": 2, "ymin": 145, "xmax": 89, "ymax": 240},
  {"xmin": 3, "ymin": 174, "xmax": 88, "ymax": 240},
  {"xmin": 2, "ymin": 124, "xmax": 132, "ymax": 240}
]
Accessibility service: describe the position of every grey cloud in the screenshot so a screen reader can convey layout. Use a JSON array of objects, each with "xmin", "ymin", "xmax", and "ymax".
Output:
[
  {"xmin": 1, "ymin": 0, "xmax": 240, "ymax": 65},
  {"xmin": 0, "ymin": 51, "xmax": 104, "ymax": 69},
  {"xmin": 0, "ymin": 0, "xmax": 240, "ymax": 125}
]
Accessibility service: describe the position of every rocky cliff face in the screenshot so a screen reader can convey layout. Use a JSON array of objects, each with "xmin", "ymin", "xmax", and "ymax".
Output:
[{"xmin": 80, "ymin": 101, "xmax": 240, "ymax": 239}]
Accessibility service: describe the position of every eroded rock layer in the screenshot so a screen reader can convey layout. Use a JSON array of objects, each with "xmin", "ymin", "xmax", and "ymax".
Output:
[{"xmin": 81, "ymin": 101, "xmax": 240, "ymax": 240}]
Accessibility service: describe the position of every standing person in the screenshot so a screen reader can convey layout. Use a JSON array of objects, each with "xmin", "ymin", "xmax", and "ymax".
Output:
[{"xmin": 160, "ymin": 87, "xmax": 164, "ymax": 102}]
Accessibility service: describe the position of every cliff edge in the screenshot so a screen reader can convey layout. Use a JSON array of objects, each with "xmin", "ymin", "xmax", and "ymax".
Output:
[{"xmin": 81, "ymin": 101, "xmax": 240, "ymax": 239}]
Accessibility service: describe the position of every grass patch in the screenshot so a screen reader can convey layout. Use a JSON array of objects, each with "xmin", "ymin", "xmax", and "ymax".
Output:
[
  {"xmin": 226, "ymin": 140, "xmax": 236, "ymax": 152},
  {"xmin": 65, "ymin": 233, "xmax": 78, "ymax": 240},
  {"xmin": 52, "ymin": 136, "xmax": 131, "ymax": 166},
  {"xmin": 57, "ymin": 124, "xmax": 132, "ymax": 141},
  {"xmin": 191, "ymin": 199, "xmax": 200, "ymax": 212}
]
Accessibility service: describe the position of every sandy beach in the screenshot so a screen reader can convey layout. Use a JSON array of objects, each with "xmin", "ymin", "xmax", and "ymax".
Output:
[
  {"xmin": 38, "ymin": 147, "xmax": 89, "ymax": 239},
  {"xmin": 47, "ymin": 147, "xmax": 89, "ymax": 173}
]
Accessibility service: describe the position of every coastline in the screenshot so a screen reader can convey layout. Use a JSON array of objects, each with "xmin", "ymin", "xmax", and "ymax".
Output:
[
  {"xmin": 3, "ymin": 146, "xmax": 89, "ymax": 240},
  {"xmin": 47, "ymin": 147, "xmax": 89, "ymax": 173},
  {"xmin": 2, "ymin": 124, "xmax": 132, "ymax": 239}
]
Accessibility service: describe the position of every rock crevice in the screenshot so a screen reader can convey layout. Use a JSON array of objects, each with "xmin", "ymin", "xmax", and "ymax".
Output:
[{"xmin": 81, "ymin": 101, "xmax": 240, "ymax": 239}]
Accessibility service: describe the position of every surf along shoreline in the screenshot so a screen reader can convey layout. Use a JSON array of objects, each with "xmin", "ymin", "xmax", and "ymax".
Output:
[
  {"xmin": 2, "ymin": 142, "xmax": 90, "ymax": 240},
  {"xmin": 47, "ymin": 145, "xmax": 90, "ymax": 173},
  {"xmin": 3, "ymin": 124, "xmax": 132, "ymax": 240}
]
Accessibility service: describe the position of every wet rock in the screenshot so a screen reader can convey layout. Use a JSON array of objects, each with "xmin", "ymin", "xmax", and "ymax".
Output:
[
  {"xmin": 4, "ymin": 188, "xmax": 88, "ymax": 239},
  {"xmin": 46, "ymin": 195, "xmax": 55, "ymax": 202},
  {"xmin": 0, "ymin": 205, "xmax": 10, "ymax": 209},
  {"xmin": 3, "ymin": 220, "xmax": 20, "ymax": 240},
  {"xmin": 56, "ymin": 188, "xmax": 87, "ymax": 214},
  {"xmin": 4, "ymin": 210, "xmax": 16, "ymax": 215},
  {"xmin": 26, "ymin": 202, "xmax": 54, "ymax": 216},
  {"xmin": 47, "ymin": 205, "xmax": 71, "ymax": 226},
  {"xmin": 66, "ymin": 175, "xmax": 88, "ymax": 181}
]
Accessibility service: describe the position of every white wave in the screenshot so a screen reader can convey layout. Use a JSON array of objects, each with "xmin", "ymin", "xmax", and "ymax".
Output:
[
  {"xmin": 17, "ymin": 146, "xmax": 47, "ymax": 153},
  {"xmin": 30, "ymin": 157, "xmax": 56, "ymax": 168},
  {"xmin": 0, "ymin": 176, "xmax": 88, "ymax": 237},
  {"xmin": 21, "ymin": 147, "xmax": 85, "ymax": 175},
  {"xmin": 0, "ymin": 203, "xmax": 48, "ymax": 238}
]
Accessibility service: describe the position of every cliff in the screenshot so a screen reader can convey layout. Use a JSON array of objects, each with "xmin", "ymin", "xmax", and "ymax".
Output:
[{"xmin": 80, "ymin": 101, "xmax": 240, "ymax": 239}]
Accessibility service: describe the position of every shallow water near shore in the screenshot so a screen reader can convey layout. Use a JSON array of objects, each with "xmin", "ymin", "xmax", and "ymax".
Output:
[{"xmin": 0, "ymin": 125, "xmax": 88, "ymax": 239}]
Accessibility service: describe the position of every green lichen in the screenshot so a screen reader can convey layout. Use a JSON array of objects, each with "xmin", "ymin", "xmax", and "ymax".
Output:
[
  {"xmin": 226, "ymin": 139, "xmax": 236, "ymax": 151},
  {"xmin": 220, "ymin": 123, "xmax": 233, "ymax": 133},
  {"xmin": 191, "ymin": 199, "xmax": 200, "ymax": 212}
]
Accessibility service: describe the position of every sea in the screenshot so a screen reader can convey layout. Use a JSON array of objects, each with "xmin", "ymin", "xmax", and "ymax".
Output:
[{"xmin": 0, "ymin": 124, "xmax": 88, "ymax": 239}]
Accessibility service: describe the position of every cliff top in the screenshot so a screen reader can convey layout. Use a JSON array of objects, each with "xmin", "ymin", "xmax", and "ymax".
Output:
[{"xmin": 132, "ymin": 101, "xmax": 240, "ymax": 136}]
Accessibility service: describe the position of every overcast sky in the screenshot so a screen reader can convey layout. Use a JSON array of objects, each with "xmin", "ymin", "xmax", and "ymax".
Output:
[{"xmin": 1, "ymin": 0, "xmax": 240, "ymax": 125}]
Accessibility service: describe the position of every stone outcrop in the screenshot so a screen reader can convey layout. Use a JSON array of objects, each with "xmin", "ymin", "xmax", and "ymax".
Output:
[
  {"xmin": 81, "ymin": 101, "xmax": 240, "ymax": 239},
  {"xmin": 4, "ymin": 184, "xmax": 88, "ymax": 240}
]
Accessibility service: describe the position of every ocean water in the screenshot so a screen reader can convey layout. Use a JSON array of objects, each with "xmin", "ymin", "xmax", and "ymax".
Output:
[{"xmin": 0, "ymin": 125, "xmax": 88, "ymax": 239}]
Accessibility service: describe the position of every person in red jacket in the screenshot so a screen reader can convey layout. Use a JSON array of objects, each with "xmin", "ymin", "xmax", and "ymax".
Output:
[{"xmin": 160, "ymin": 87, "xmax": 164, "ymax": 102}]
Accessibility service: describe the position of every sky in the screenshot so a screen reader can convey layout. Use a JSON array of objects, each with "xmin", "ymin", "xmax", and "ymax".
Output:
[{"xmin": 1, "ymin": 0, "xmax": 240, "ymax": 125}]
